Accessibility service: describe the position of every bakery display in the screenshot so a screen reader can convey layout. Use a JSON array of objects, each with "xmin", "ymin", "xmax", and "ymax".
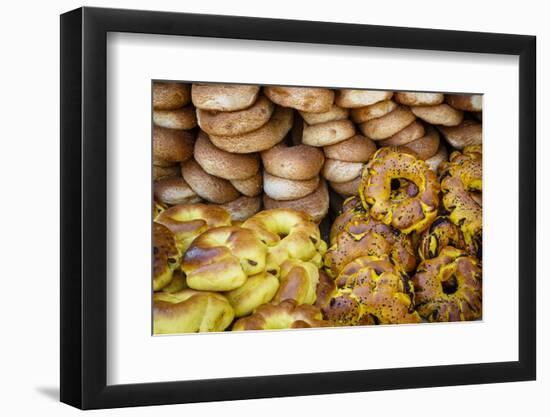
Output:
[{"xmin": 151, "ymin": 81, "xmax": 483, "ymax": 334}]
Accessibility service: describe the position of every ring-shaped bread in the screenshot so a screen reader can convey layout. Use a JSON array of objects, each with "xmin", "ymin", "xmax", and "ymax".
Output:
[
  {"xmin": 153, "ymin": 82, "xmax": 191, "ymax": 110},
  {"xmin": 232, "ymin": 299, "xmax": 331, "ymax": 331},
  {"xmin": 411, "ymin": 104, "xmax": 464, "ymax": 127},
  {"xmin": 358, "ymin": 105, "xmax": 416, "ymax": 140},
  {"xmin": 302, "ymin": 119, "xmax": 356, "ymax": 147},
  {"xmin": 439, "ymin": 145, "xmax": 482, "ymax": 257},
  {"xmin": 262, "ymin": 180, "xmax": 330, "ymax": 223},
  {"xmin": 299, "ymin": 104, "xmax": 349, "ymax": 125},
  {"xmin": 261, "ymin": 143, "xmax": 325, "ymax": 180},
  {"xmin": 324, "ymin": 208, "xmax": 417, "ymax": 277},
  {"xmin": 445, "ymin": 94, "xmax": 483, "ymax": 112},
  {"xmin": 182, "ymin": 225, "xmax": 268, "ymax": 291},
  {"xmin": 156, "ymin": 203, "xmax": 232, "ymax": 252},
  {"xmin": 264, "ymin": 86, "xmax": 334, "ymax": 113},
  {"xmin": 378, "ymin": 120, "xmax": 425, "ymax": 147},
  {"xmin": 153, "ymin": 289, "xmax": 234, "ymax": 334},
  {"xmin": 263, "ymin": 172, "xmax": 320, "ymax": 201},
  {"xmin": 191, "ymin": 84, "xmax": 260, "ymax": 111},
  {"xmin": 153, "ymin": 105, "xmax": 197, "ymax": 130},
  {"xmin": 220, "ymin": 195, "xmax": 262, "ymax": 222},
  {"xmin": 350, "ymin": 100, "xmax": 397, "ymax": 123},
  {"xmin": 438, "ymin": 119, "xmax": 482, "ymax": 149},
  {"xmin": 394, "ymin": 92, "xmax": 444, "ymax": 106},
  {"xmin": 359, "ymin": 148, "xmax": 440, "ymax": 234},
  {"xmin": 194, "ymin": 132, "xmax": 260, "ymax": 180},
  {"xmin": 153, "ymin": 126, "xmax": 194, "ymax": 164},
  {"xmin": 209, "ymin": 106, "xmax": 293, "ymax": 154},
  {"xmin": 418, "ymin": 216, "xmax": 467, "ymax": 261},
  {"xmin": 241, "ymin": 208, "xmax": 327, "ymax": 276},
  {"xmin": 335, "ymin": 89, "xmax": 393, "ymax": 108},
  {"xmin": 272, "ymin": 259, "xmax": 320, "ymax": 305},
  {"xmin": 323, "ymin": 134, "xmax": 377, "ymax": 163},
  {"xmin": 197, "ymin": 94, "xmax": 274, "ymax": 136},
  {"xmin": 397, "ymin": 126, "xmax": 440, "ymax": 160},
  {"xmin": 154, "ymin": 176, "xmax": 202, "ymax": 206},
  {"xmin": 153, "ymin": 222, "xmax": 181, "ymax": 291},
  {"xmin": 322, "ymin": 159, "xmax": 364, "ymax": 183},
  {"xmin": 329, "ymin": 176, "xmax": 361, "ymax": 198},
  {"xmin": 323, "ymin": 255, "xmax": 421, "ymax": 326},
  {"xmin": 412, "ymin": 246, "xmax": 482, "ymax": 322},
  {"xmin": 181, "ymin": 159, "xmax": 240, "ymax": 203},
  {"xmin": 230, "ymin": 172, "xmax": 263, "ymax": 197},
  {"xmin": 223, "ymin": 271, "xmax": 280, "ymax": 317}
]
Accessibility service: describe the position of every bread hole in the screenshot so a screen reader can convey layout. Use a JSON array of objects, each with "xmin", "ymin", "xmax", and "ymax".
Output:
[{"xmin": 441, "ymin": 275, "xmax": 459, "ymax": 295}]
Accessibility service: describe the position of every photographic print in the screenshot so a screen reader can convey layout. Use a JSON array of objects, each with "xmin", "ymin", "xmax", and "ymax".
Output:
[{"xmin": 151, "ymin": 83, "xmax": 483, "ymax": 334}]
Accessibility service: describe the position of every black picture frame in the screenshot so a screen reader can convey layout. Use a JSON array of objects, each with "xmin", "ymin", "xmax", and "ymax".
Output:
[{"xmin": 60, "ymin": 6, "xmax": 536, "ymax": 410}]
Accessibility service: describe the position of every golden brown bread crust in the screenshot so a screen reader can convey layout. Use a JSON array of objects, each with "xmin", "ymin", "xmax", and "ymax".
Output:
[
  {"xmin": 335, "ymin": 90, "xmax": 393, "ymax": 108},
  {"xmin": 194, "ymin": 132, "xmax": 260, "ymax": 180},
  {"xmin": 153, "ymin": 222, "xmax": 181, "ymax": 291},
  {"xmin": 223, "ymin": 271, "xmax": 279, "ymax": 317},
  {"xmin": 412, "ymin": 246, "xmax": 482, "ymax": 322},
  {"xmin": 181, "ymin": 159, "xmax": 240, "ymax": 203},
  {"xmin": 160, "ymin": 269, "xmax": 188, "ymax": 293},
  {"xmin": 230, "ymin": 172, "xmax": 263, "ymax": 197},
  {"xmin": 378, "ymin": 120, "xmax": 425, "ymax": 146},
  {"xmin": 323, "ymin": 135, "xmax": 376, "ymax": 163},
  {"xmin": 232, "ymin": 299, "xmax": 331, "ymax": 330},
  {"xmin": 438, "ymin": 120, "xmax": 482, "ymax": 149},
  {"xmin": 314, "ymin": 269, "xmax": 336, "ymax": 310},
  {"xmin": 302, "ymin": 119, "xmax": 356, "ymax": 147},
  {"xmin": 242, "ymin": 208, "xmax": 327, "ymax": 276},
  {"xmin": 154, "ymin": 176, "xmax": 201, "ymax": 205},
  {"xmin": 153, "ymin": 105, "xmax": 197, "ymax": 130},
  {"xmin": 394, "ymin": 92, "xmax": 444, "ymax": 106},
  {"xmin": 411, "ymin": 104, "xmax": 463, "ymax": 127},
  {"xmin": 153, "ymin": 289, "xmax": 234, "ymax": 334},
  {"xmin": 397, "ymin": 126, "xmax": 440, "ymax": 160},
  {"xmin": 329, "ymin": 176, "xmax": 361, "ymax": 197},
  {"xmin": 220, "ymin": 195, "xmax": 262, "ymax": 222},
  {"xmin": 359, "ymin": 105, "xmax": 416, "ymax": 140},
  {"xmin": 299, "ymin": 104, "xmax": 349, "ymax": 125},
  {"xmin": 153, "ymin": 164, "xmax": 180, "ymax": 181},
  {"xmin": 153, "ymin": 126, "xmax": 194, "ymax": 163},
  {"xmin": 183, "ymin": 226, "xmax": 268, "ymax": 291},
  {"xmin": 191, "ymin": 84, "xmax": 260, "ymax": 111},
  {"xmin": 261, "ymin": 143, "xmax": 325, "ymax": 180},
  {"xmin": 155, "ymin": 203, "xmax": 232, "ymax": 252},
  {"xmin": 322, "ymin": 159, "xmax": 364, "ymax": 183},
  {"xmin": 153, "ymin": 82, "xmax": 191, "ymax": 110},
  {"xmin": 264, "ymin": 86, "xmax": 335, "ymax": 113},
  {"xmin": 197, "ymin": 94, "xmax": 274, "ymax": 136},
  {"xmin": 445, "ymin": 94, "xmax": 483, "ymax": 112},
  {"xmin": 263, "ymin": 172, "xmax": 320, "ymax": 201},
  {"xmin": 262, "ymin": 180, "xmax": 329, "ymax": 223},
  {"xmin": 273, "ymin": 259, "xmax": 320, "ymax": 305},
  {"xmin": 350, "ymin": 100, "xmax": 397, "ymax": 123},
  {"xmin": 209, "ymin": 106, "xmax": 293, "ymax": 153},
  {"xmin": 323, "ymin": 255, "xmax": 421, "ymax": 326},
  {"xmin": 359, "ymin": 148, "xmax": 440, "ymax": 234}
]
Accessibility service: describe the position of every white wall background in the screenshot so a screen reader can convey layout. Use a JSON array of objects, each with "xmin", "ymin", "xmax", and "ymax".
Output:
[{"xmin": 0, "ymin": 0, "xmax": 545, "ymax": 415}]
